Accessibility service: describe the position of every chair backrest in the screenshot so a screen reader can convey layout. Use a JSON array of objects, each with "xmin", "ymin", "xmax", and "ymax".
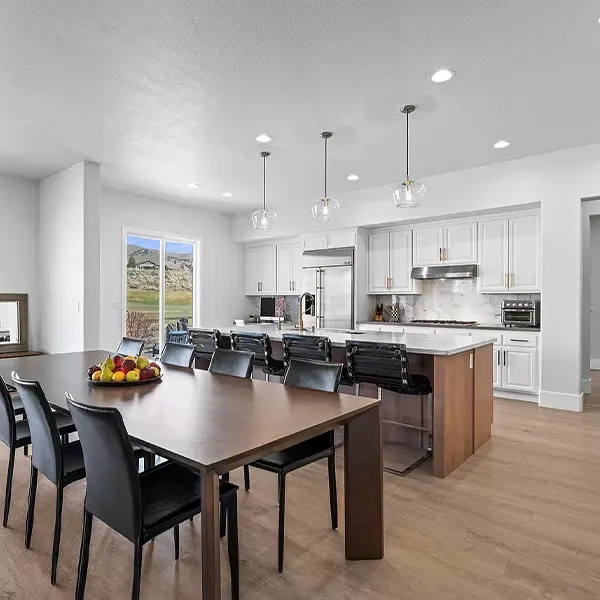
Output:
[
  {"xmin": 230, "ymin": 331, "xmax": 272, "ymax": 366},
  {"xmin": 0, "ymin": 375, "xmax": 16, "ymax": 446},
  {"xmin": 160, "ymin": 342, "xmax": 196, "ymax": 367},
  {"xmin": 66, "ymin": 395, "xmax": 142, "ymax": 543},
  {"xmin": 282, "ymin": 334, "xmax": 332, "ymax": 366},
  {"xmin": 11, "ymin": 372, "xmax": 63, "ymax": 484},
  {"xmin": 208, "ymin": 349, "xmax": 254, "ymax": 378},
  {"xmin": 283, "ymin": 358, "xmax": 342, "ymax": 393},
  {"xmin": 345, "ymin": 340, "xmax": 410, "ymax": 389},
  {"xmin": 118, "ymin": 337, "xmax": 145, "ymax": 357},
  {"xmin": 188, "ymin": 328, "xmax": 221, "ymax": 360}
]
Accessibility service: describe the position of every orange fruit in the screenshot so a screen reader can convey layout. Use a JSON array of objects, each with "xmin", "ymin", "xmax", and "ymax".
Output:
[
  {"xmin": 112, "ymin": 371, "xmax": 126, "ymax": 383},
  {"xmin": 92, "ymin": 370, "xmax": 102, "ymax": 382}
]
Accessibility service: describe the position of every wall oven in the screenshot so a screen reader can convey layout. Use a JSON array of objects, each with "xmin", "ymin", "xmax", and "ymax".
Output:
[{"xmin": 501, "ymin": 300, "xmax": 540, "ymax": 327}]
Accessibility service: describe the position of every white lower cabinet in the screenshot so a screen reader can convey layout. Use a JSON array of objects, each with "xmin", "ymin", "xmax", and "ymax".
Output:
[
  {"xmin": 492, "ymin": 347, "xmax": 501, "ymax": 388},
  {"xmin": 501, "ymin": 348, "xmax": 538, "ymax": 393}
]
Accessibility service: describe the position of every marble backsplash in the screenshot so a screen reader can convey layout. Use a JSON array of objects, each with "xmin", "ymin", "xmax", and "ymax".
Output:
[{"xmin": 376, "ymin": 279, "xmax": 540, "ymax": 325}]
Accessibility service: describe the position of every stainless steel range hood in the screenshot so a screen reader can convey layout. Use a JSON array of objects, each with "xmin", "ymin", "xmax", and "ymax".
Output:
[{"xmin": 411, "ymin": 264, "xmax": 478, "ymax": 280}]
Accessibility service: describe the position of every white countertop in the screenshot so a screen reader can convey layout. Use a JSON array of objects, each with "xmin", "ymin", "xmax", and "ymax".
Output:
[{"xmin": 210, "ymin": 324, "xmax": 495, "ymax": 356}]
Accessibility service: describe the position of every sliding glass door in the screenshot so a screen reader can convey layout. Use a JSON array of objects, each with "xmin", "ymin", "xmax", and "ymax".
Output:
[{"xmin": 124, "ymin": 232, "xmax": 198, "ymax": 354}]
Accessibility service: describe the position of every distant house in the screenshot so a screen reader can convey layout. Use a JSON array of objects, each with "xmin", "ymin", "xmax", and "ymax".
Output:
[{"xmin": 138, "ymin": 260, "xmax": 159, "ymax": 270}]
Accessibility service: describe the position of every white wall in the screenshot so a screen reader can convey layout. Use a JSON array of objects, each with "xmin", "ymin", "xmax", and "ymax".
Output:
[
  {"xmin": 0, "ymin": 174, "xmax": 39, "ymax": 347},
  {"xmin": 99, "ymin": 188, "xmax": 246, "ymax": 351},
  {"xmin": 39, "ymin": 164, "xmax": 85, "ymax": 353},
  {"xmin": 590, "ymin": 216, "xmax": 600, "ymax": 364},
  {"xmin": 233, "ymin": 142, "xmax": 600, "ymax": 411}
]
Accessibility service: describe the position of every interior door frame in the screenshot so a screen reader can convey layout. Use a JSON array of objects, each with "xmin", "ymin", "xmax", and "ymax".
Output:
[{"xmin": 121, "ymin": 226, "xmax": 202, "ymax": 349}]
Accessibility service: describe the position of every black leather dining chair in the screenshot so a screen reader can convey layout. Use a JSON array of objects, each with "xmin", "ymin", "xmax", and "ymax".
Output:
[
  {"xmin": 160, "ymin": 342, "xmax": 196, "ymax": 368},
  {"xmin": 208, "ymin": 349, "xmax": 255, "ymax": 378},
  {"xmin": 230, "ymin": 331, "xmax": 285, "ymax": 380},
  {"xmin": 66, "ymin": 395, "xmax": 240, "ymax": 600},
  {"xmin": 244, "ymin": 358, "xmax": 342, "ymax": 572},
  {"xmin": 188, "ymin": 328, "xmax": 222, "ymax": 362},
  {"xmin": 117, "ymin": 337, "xmax": 145, "ymax": 357},
  {"xmin": 0, "ymin": 375, "xmax": 77, "ymax": 528}
]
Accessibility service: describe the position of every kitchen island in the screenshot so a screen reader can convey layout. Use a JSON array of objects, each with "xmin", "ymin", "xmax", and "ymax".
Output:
[{"xmin": 204, "ymin": 324, "xmax": 495, "ymax": 478}]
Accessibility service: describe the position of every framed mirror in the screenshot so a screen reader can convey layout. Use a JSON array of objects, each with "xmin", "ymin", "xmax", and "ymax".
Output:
[{"xmin": 0, "ymin": 294, "xmax": 28, "ymax": 353}]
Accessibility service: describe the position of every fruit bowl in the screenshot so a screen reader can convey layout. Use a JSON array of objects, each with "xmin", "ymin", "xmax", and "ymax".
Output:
[{"xmin": 87, "ymin": 354, "xmax": 163, "ymax": 386}]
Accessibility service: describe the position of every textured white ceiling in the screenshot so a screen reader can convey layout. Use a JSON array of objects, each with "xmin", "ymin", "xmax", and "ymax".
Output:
[{"xmin": 0, "ymin": 0, "xmax": 599, "ymax": 212}]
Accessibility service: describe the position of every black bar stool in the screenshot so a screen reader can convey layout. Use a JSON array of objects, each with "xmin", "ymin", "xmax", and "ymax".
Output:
[
  {"xmin": 230, "ymin": 331, "xmax": 285, "ymax": 381},
  {"xmin": 282, "ymin": 334, "xmax": 332, "ymax": 365},
  {"xmin": 345, "ymin": 340, "xmax": 433, "ymax": 475}
]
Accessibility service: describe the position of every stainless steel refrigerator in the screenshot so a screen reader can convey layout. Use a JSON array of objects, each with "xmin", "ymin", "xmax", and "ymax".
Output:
[{"xmin": 301, "ymin": 248, "xmax": 354, "ymax": 330}]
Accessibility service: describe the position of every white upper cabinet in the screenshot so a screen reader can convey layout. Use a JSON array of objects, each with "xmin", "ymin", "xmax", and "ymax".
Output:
[
  {"xmin": 302, "ymin": 235, "xmax": 328, "ymax": 251},
  {"xmin": 276, "ymin": 241, "xmax": 302, "ymax": 295},
  {"xmin": 509, "ymin": 214, "xmax": 541, "ymax": 292},
  {"xmin": 478, "ymin": 213, "xmax": 540, "ymax": 293},
  {"xmin": 245, "ymin": 244, "xmax": 277, "ymax": 296},
  {"xmin": 413, "ymin": 225, "xmax": 444, "ymax": 266},
  {"xmin": 443, "ymin": 221, "xmax": 478, "ymax": 264},
  {"xmin": 368, "ymin": 229, "xmax": 420, "ymax": 294},
  {"xmin": 389, "ymin": 229, "xmax": 414, "ymax": 293},
  {"xmin": 367, "ymin": 232, "xmax": 390, "ymax": 294},
  {"xmin": 302, "ymin": 228, "xmax": 356, "ymax": 251},
  {"xmin": 477, "ymin": 218, "xmax": 509, "ymax": 292},
  {"xmin": 413, "ymin": 221, "xmax": 477, "ymax": 266}
]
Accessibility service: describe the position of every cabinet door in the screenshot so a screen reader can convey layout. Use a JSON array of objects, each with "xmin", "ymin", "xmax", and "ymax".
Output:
[
  {"xmin": 245, "ymin": 247, "xmax": 263, "ymax": 295},
  {"xmin": 367, "ymin": 232, "xmax": 390, "ymax": 294},
  {"xmin": 303, "ymin": 235, "xmax": 328, "ymax": 251},
  {"xmin": 502, "ymin": 348, "xmax": 537, "ymax": 393},
  {"xmin": 509, "ymin": 214, "xmax": 541, "ymax": 292},
  {"xmin": 328, "ymin": 230, "xmax": 356, "ymax": 249},
  {"xmin": 443, "ymin": 221, "xmax": 477, "ymax": 264},
  {"xmin": 389, "ymin": 230, "xmax": 415, "ymax": 293},
  {"xmin": 291, "ymin": 242, "xmax": 303, "ymax": 294},
  {"xmin": 276, "ymin": 244, "xmax": 293, "ymax": 295},
  {"xmin": 260, "ymin": 245, "xmax": 277, "ymax": 295},
  {"xmin": 493, "ymin": 347, "xmax": 501, "ymax": 388},
  {"xmin": 477, "ymin": 219, "xmax": 509, "ymax": 293},
  {"xmin": 413, "ymin": 225, "xmax": 444, "ymax": 266}
]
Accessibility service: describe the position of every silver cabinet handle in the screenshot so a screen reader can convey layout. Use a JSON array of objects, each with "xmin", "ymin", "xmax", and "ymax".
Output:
[
  {"xmin": 439, "ymin": 248, "xmax": 442, "ymax": 262},
  {"xmin": 257, "ymin": 281, "xmax": 260, "ymax": 292},
  {"xmin": 497, "ymin": 351, "xmax": 500, "ymax": 366},
  {"xmin": 503, "ymin": 350, "xmax": 507, "ymax": 366}
]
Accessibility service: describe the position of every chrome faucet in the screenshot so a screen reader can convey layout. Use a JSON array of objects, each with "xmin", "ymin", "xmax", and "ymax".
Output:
[{"xmin": 299, "ymin": 292, "xmax": 315, "ymax": 332}]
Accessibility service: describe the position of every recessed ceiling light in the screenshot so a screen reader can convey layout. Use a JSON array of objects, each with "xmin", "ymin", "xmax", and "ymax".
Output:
[
  {"xmin": 493, "ymin": 140, "xmax": 511, "ymax": 149},
  {"xmin": 255, "ymin": 133, "xmax": 271, "ymax": 143},
  {"xmin": 188, "ymin": 182, "xmax": 201, "ymax": 188},
  {"xmin": 347, "ymin": 174, "xmax": 360, "ymax": 181},
  {"xmin": 430, "ymin": 68, "xmax": 454, "ymax": 83},
  {"xmin": 222, "ymin": 192, "xmax": 233, "ymax": 197}
]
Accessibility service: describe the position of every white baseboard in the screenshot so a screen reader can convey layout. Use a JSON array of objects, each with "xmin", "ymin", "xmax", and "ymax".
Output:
[
  {"xmin": 581, "ymin": 378, "xmax": 592, "ymax": 395},
  {"xmin": 539, "ymin": 390, "xmax": 584, "ymax": 412},
  {"xmin": 590, "ymin": 359, "xmax": 600, "ymax": 370},
  {"xmin": 494, "ymin": 390, "xmax": 538, "ymax": 403}
]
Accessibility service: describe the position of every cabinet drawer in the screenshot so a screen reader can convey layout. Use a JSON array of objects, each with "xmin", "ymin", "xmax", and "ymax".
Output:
[
  {"xmin": 357, "ymin": 324, "xmax": 382, "ymax": 332},
  {"xmin": 502, "ymin": 332, "xmax": 538, "ymax": 347},
  {"xmin": 379, "ymin": 324, "xmax": 404, "ymax": 333},
  {"xmin": 472, "ymin": 330, "xmax": 503, "ymax": 345},
  {"xmin": 432, "ymin": 328, "xmax": 472, "ymax": 337}
]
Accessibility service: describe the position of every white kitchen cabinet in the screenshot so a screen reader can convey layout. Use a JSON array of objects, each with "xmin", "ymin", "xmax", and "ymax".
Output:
[
  {"xmin": 276, "ymin": 241, "xmax": 302, "ymax": 295},
  {"xmin": 413, "ymin": 225, "xmax": 444, "ymax": 266},
  {"xmin": 413, "ymin": 221, "xmax": 477, "ymax": 266},
  {"xmin": 478, "ymin": 213, "xmax": 541, "ymax": 293},
  {"xmin": 493, "ymin": 347, "xmax": 501, "ymax": 388},
  {"xmin": 501, "ymin": 348, "xmax": 538, "ymax": 393},
  {"xmin": 245, "ymin": 244, "xmax": 277, "ymax": 296},
  {"xmin": 509, "ymin": 214, "xmax": 541, "ymax": 292},
  {"xmin": 443, "ymin": 221, "xmax": 478, "ymax": 265},
  {"xmin": 302, "ymin": 228, "xmax": 357, "ymax": 251},
  {"xmin": 367, "ymin": 229, "xmax": 420, "ymax": 294},
  {"xmin": 302, "ymin": 235, "xmax": 328, "ymax": 251}
]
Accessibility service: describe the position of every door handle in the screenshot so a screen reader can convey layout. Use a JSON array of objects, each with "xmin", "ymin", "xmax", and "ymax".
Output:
[
  {"xmin": 389, "ymin": 276, "xmax": 393, "ymax": 289},
  {"xmin": 510, "ymin": 273, "xmax": 514, "ymax": 287},
  {"xmin": 504, "ymin": 273, "xmax": 508, "ymax": 288},
  {"xmin": 497, "ymin": 351, "xmax": 500, "ymax": 366},
  {"xmin": 503, "ymin": 350, "xmax": 507, "ymax": 366},
  {"xmin": 444, "ymin": 247, "xmax": 448, "ymax": 261},
  {"xmin": 257, "ymin": 281, "xmax": 260, "ymax": 292},
  {"xmin": 439, "ymin": 247, "xmax": 442, "ymax": 262}
]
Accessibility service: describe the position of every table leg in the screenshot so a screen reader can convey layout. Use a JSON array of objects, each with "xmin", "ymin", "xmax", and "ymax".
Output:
[
  {"xmin": 201, "ymin": 469, "xmax": 221, "ymax": 600},
  {"xmin": 344, "ymin": 405, "xmax": 384, "ymax": 560}
]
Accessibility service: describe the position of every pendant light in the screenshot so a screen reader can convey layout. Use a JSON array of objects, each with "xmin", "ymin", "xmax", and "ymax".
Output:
[
  {"xmin": 311, "ymin": 131, "xmax": 340, "ymax": 222},
  {"xmin": 392, "ymin": 105, "xmax": 425, "ymax": 208},
  {"xmin": 252, "ymin": 151, "xmax": 278, "ymax": 231}
]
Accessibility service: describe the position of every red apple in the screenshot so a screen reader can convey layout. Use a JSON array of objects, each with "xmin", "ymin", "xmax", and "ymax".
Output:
[
  {"xmin": 113, "ymin": 355, "xmax": 124, "ymax": 369},
  {"xmin": 88, "ymin": 365, "xmax": 101, "ymax": 378},
  {"xmin": 140, "ymin": 366, "xmax": 155, "ymax": 381},
  {"xmin": 122, "ymin": 358, "xmax": 136, "ymax": 373},
  {"xmin": 149, "ymin": 361, "xmax": 161, "ymax": 372}
]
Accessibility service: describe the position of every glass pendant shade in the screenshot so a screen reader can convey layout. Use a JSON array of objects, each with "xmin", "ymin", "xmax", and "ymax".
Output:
[
  {"xmin": 252, "ymin": 208, "xmax": 278, "ymax": 231},
  {"xmin": 311, "ymin": 196, "xmax": 339, "ymax": 222},
  {"xmin": 392, "ymin": 180, "xmax": 425, "ymax": 209}
]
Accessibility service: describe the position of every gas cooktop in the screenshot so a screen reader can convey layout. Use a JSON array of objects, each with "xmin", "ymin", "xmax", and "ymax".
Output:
[{"xmin": 410, "ymin": 319, "xmax": 479, "ymax": 326}]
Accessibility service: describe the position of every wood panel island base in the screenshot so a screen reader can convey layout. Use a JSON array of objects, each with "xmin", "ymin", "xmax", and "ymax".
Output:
[{"xmin": 211, "ymin": 325, "xmax": 496, "ymax": 479}]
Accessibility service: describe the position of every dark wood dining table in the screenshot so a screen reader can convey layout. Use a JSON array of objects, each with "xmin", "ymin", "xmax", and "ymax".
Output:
[{"xmin": 0, "ymin": 350, "xmax": 384, "ymax": 600}]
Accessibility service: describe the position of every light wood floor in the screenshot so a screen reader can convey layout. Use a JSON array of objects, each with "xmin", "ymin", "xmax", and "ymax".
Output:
[{"xmin": 1, "ymin": 397, "xmax": 599, "ymax": 600}]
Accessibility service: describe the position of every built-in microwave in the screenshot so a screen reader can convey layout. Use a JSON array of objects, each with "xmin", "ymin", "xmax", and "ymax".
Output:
[{"xmin": 501, "ymin": 300, "xmax": 540, "ymax": 327}]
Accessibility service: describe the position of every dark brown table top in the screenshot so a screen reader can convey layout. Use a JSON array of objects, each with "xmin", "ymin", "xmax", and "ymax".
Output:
[{"xmin": 0, "ymin": 350, "xmax": 379, "ymax": 473}]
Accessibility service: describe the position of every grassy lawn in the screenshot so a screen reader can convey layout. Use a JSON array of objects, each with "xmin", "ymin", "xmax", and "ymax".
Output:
[{"xmin": 127, "ymin": 290, "xmax": 193, "ymax": 322}]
